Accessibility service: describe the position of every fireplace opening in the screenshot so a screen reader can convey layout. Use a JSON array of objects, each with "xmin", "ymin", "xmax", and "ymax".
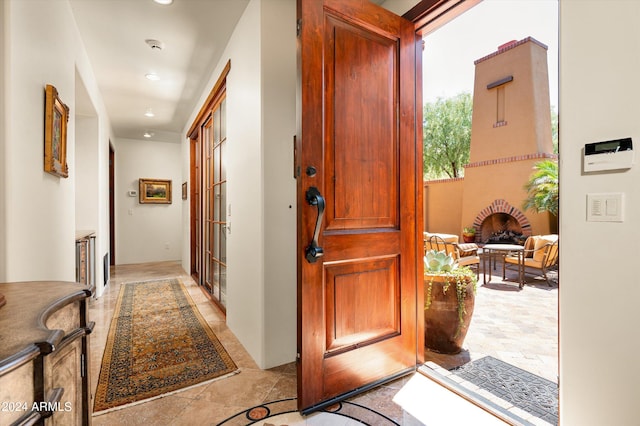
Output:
[{"xmin": 481, "ymin": 213, "xmax": 526, "ymax": 244}]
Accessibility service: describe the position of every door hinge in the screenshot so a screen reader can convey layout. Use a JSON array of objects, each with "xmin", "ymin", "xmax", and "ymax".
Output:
[{"xmin": 297, "ymin": 19, "xmax": 302, "ymax": 37}]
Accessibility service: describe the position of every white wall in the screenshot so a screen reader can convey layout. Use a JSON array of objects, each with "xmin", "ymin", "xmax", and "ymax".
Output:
[
  {"xmin": 5, "ymin": 0, "xmax": 76, "ymax": 281},
  {"xmin": 73, "ymin": 27, "xmax": 112, "ymax": 297},
  {"xmin": 75, "ymin": 111, "xmax": 100, "ymax": 285},
  {"xmin": 182, "ymin": 0, "xmax": 297, "ymax": 368},
  {"xmin": 261, "ymin": 0, "xmax": 297, "ymax": 368},
  {"xmin": 559, "ymin": 1, "xmax": 640, "ymax": 424},
  {"xmin": 75, "ymin": 74, "xmax": 100, "ymax": 235},
  {"xmin": 75, "ymin": 115, "xmax": 99, "ymax": 231},
  {"xmin": 115, "ymin": 138, "xmax": 182, "ymax": 265},
  {"xmin": 225, "ymin": 0, "xmax": 265, "ymax": 366},
  {"xmin": 211, "ymin": 0, "xmax": 264, "ymax": 366},
  {"xmin": 2, "ymin": 0, "xmax": 112, "ymax": 290}
]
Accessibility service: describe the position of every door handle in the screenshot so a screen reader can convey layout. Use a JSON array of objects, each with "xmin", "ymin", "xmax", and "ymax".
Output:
[{"xmin": 305, "ymin": 186, "xmax": 325, "ymax": 263}]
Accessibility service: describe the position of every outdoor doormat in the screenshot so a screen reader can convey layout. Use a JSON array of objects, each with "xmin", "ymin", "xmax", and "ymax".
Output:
[
  {"xmin": 450, "ymin": 356, "xmax": 558, "ymax": 425},
  {"xmin": 93, "ymin": 279, "xmax": 238, "ymax": 414},
  {"xmin": 216, "ymin": 398, "xmax": 400, "ymax": 425}
]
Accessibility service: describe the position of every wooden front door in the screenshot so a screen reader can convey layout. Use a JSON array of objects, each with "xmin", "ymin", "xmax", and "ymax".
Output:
[{"xmin": 296, "ymin": 0, "xmax": 421, "ymax": 412}]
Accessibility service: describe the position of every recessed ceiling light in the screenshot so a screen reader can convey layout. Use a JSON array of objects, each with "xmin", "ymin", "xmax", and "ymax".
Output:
[
  {"xmin": 153, "ymin": 0, "xmax": 173, "ymax": 4},
  {"xmin": 144, "ymin": 109, "xmax": 155, "ymax": 118},
  {"xmin": 145, "ymin": 73, "xmax": 160, "ymax": 81},
  {"xmin": 143, "ymin": 131, "xmax": 154, "ymax": 138}
]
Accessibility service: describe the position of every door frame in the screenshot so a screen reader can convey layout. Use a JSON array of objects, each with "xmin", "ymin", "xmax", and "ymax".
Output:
[
  {"xmin": 404, "ymin": 0, "xmax": 484, "ymax": 358},
  {"xmin": 405, "ymin": 0, "xmax": 481, "ymax": 36},
  {"xmin": 407, "ymin": 3, "xmax": 560, "ymax": 424}
]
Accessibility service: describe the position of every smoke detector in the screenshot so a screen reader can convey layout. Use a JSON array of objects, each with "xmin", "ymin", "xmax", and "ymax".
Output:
[{"xmin": 145, "ymin": 39, "xmax": 165, "ymax": 50}]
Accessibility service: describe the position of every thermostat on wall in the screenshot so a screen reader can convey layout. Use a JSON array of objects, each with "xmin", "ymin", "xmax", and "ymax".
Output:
[
  {"xmin": 127, "ymin": 190, "xmax": 138, "ymax": 197},
  {"xmin": 584, "ymin": 137, "xmax": 633, "ymax": 172}
]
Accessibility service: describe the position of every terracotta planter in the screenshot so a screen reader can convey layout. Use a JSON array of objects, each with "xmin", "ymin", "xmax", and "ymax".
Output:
[
  {"xmin": 462, "ymin": 234, "xmax": 476, "ymax": 243},
  {"xmin": 424, "ymin": 273, "xmax": 476, "ymax": 354}
]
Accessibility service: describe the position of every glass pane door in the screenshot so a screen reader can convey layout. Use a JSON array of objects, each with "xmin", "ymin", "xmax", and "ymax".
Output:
[
  {"xmin": 203, "ymin": 116, "xmax": 214, "ymax": 294},
  {"xmin": 199, "ymin": 95, "xmax": 228, "ymax": 310}
]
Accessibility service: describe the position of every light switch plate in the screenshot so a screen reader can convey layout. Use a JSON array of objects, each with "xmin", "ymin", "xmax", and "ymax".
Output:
[{"xmin": 587, "ymin": 193, "xmax": 624, "ymax": 222}]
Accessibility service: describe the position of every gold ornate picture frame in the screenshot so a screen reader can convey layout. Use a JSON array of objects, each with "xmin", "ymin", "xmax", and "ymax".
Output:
[
  {"xmin": 44, "ymin": 84, "xmax": 69, "ymax": 178},
  {"xmin": 139, "ymin": 178, "xmax": 172, "ymax": 204}
]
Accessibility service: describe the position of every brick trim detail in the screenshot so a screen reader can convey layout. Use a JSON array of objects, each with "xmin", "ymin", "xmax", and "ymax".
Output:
[
  {"xmin": 422, "ymin": 153, "xmax": 557, "ymax": 184},
  {"xmin": 472, "ymin": 199, "xmax": 532, "ymax": 238},
  {"xmin": 423, "ymin": 176, "xmax": 464, "ymax": 185},
  {"xmin": 465, "ymin": 152, "xmax": 557, "ymax": 169},
  {"xmin": 474, "ymin": 36, "xmax": 549, "ymax": 65}
]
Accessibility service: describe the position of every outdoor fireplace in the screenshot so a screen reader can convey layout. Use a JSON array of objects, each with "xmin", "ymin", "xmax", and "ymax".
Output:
[
  {"xmin": 472, "ymin": 199, "xmax": 532, "ymax": 244},
  {"xmin": 481, "ymin": 213, "xmax": 526, "ymax": 244}
]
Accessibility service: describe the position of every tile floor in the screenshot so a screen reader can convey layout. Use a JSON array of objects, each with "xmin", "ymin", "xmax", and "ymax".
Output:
[{"xmin": 88, "ymin": 260, "xmax": 558, "ymax": 425}]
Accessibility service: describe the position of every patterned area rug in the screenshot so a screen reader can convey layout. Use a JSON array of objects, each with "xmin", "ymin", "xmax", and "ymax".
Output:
[
  {"xmin": 451, "ymin": 356, "xmax": 558, "ymax": 425},
  {"xmin": 93, "ymin": 279, "xmax": 238, "ymax": 414},
  {"xmin": 217, "ymin": 398, "xmax": 399, "ymax": 425}
]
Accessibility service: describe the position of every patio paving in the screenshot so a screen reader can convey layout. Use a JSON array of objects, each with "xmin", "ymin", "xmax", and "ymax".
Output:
[{"xmin": 424, "ymin": 257, "xmax": 559, "ymax": 383}]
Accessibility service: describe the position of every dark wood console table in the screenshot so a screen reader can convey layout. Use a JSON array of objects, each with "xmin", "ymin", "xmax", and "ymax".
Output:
[{"xmin": 0, "ymin": 282, "xmax": 94, "ymax": 425}]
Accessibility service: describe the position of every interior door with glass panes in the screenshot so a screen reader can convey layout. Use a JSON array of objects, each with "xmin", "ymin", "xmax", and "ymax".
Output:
[{"xmin": 203, "ymin": 93, "xmax": 228, "ymax": 309}]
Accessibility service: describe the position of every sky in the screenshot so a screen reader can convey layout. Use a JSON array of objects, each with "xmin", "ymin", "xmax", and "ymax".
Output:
[{"xmin": 422, "ymin": 0, "xmax": 558, "ymax": 108}]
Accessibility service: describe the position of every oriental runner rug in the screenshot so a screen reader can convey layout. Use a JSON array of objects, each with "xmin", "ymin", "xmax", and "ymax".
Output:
[{"xmin": 93, "ymin": 279, "xmax": 238, "ymax": 414}]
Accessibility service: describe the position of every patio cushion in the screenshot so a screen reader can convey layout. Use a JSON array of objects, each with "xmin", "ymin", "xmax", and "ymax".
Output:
[
  {"xmin": 457, "ymin": 243, "xmax": 478, "ymax": 257},
  {"xmin": 424, "ymin": 232, "xmax": 458, "ymax": 244},
  {"xmin": 457, "ymin": 243, "xmax": 477, "ymax": 252},
  {"xmin": 457, "ymin": 255, "xmax": 480, "ymax": 268},
  {"xmin": 533, "ymin": 236, "xmax": 556, "ymax": 263},
  {"xmin": 522, "ymin": 257, "xmax": 543, "ymax": 268},
  {"xmin": 523, "ymin": 236, "xmax": 538, "ymax": 257}
]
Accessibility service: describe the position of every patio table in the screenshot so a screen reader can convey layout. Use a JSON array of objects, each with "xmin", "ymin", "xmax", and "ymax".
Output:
[{"xmin": 482, "ymin": 243, "xmax": 525, "ymax": 287}]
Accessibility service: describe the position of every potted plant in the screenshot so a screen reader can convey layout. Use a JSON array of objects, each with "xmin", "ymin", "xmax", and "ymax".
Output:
[
  {"xmin": 462, "ymin": 226, "xmax": 476, "ymax": 243},
  {"xmin": 424, "ymin": 249, "xmax": 477, "ymax": 354}
]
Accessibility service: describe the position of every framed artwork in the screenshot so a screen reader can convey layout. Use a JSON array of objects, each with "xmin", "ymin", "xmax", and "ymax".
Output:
[
  {"xmin": 44, "ymin": 84, "xmax": 69, "ymax": 178},
  {"xmin": 182, "ymin": 182, "xmax": 188, "ymax": 200},
  {"xmin": 139, "ymin": 178, "xmax": 172, "ymax": 204}
]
